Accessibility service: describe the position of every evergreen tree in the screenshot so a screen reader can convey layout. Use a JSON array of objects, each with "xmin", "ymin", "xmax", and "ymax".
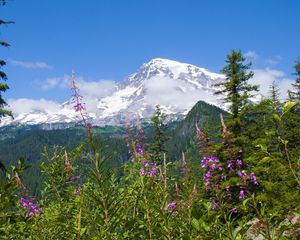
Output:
[
  {"xmin": 268, "ymin": 81, "xmax": 281, "ymax": 111},
  {"xmin": 150, "ymin": 105, "xmax": 167, "ymax": 164},
  {"xmin": 0, "ymin": 1, "xmax": 12, "ymax": 118},
  {"xmin": 214, "ymin": 50, "xmax": 258, "ymax": 138},
  {"xmin": 288, "ymin": 59, "xmax": 300, "ymax": 102}
]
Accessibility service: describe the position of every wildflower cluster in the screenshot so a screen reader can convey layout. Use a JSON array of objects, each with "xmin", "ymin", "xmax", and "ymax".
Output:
[
  {"xmin": 139, "ymin": 161, "xmax": 157, "ymax": 177},
  {"xmin": 201, "ymin": 156, "xmax": 223, "ymax": 191},
  {"xmin": 20, "ymin": 197, "xmax": 42, "ymax": 218},
  {"xmin": 201, "ymin": 156, "xmax": 258, "ymax": 211}
]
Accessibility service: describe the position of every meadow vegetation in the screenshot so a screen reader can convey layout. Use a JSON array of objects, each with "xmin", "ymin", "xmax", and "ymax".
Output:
[{"xmin": 0, "ymin": 51, "xmax": 300, "ymax": 239}]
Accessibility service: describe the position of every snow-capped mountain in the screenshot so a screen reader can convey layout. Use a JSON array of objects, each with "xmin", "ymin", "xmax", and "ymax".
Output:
[{"xmin": 0, "ymin": 58, "xmax": 225, "ymax": 127}]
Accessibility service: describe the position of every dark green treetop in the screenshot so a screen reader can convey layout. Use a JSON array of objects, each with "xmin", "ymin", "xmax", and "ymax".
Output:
[
  {"xmin": 288, "ymin": 59, "xmax": 300, "ymax": 102},
  {"xmin": 268, "ymin": 80, "xmax": 281, "ymax": 111},
  {"xmin": 150, "ymin": 105, "xmax": 168, "ymax": 164},
  {"xmin": 214, "ymin": 50, "xmax": 258, "ymax": 137},
  {"xmin": 0, "ymin": 1, "xmax": 12, "ymax": 118}
]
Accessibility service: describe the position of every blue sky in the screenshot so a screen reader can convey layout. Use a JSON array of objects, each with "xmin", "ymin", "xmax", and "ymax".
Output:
[{"xmin": 1, "ymin": 0, "xmax": 300, "ymax": 113}]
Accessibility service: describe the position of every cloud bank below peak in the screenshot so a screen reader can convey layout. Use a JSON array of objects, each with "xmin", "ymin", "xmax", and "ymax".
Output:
[{"xmin": 8, "ymin": 98, "xmax": 61, "ymax": 115}]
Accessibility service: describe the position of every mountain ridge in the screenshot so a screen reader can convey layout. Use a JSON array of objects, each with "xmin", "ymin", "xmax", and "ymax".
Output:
[{"xmin": 0, "ymin": 58, "xmax": 225, "ymax": 127}]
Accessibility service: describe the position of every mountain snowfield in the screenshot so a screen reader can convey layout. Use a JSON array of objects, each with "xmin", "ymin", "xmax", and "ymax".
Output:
[{"xmin": 0, "ymin": 58, "xmax": 226, "ymax": 127}]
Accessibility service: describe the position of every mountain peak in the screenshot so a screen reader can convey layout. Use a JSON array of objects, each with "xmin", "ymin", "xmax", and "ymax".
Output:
[
  {"xmin": 140, "ymin": 58, "xmax": 224, "ymax": 81},
  {"xmin": 1, "ymin": 58, "xmax": 226, "ymax": 127}
]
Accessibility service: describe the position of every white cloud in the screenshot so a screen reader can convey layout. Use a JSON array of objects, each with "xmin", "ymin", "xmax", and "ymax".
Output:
[
  {"xmin": 11, "ymin": 60, "xmax": 52, "ymax": 69},
  {"xmin": 250, "ymin": 68, "xmax": 293, "ymax": 100},
  {"xmin": 7, "ymin": 98, "xmax": 61, "ymax": 115},
  {"xmin": 39, "ymin": 75, "xmax": 116, "ymax": 112},
  {"xmin": 40, "ymin": 77, "xmax": 61, "ymax": 90},
  {"xmin": 39, "ymin": 75, "xmax": 70, "ymax": 90},
  {"xmin": 40, "ymin": 75, "xmax": 116, "ymax": 97},
  {"xmin": 244, "ymin": 51, "xmax": 258, "ymax": 59},
  {"xmin": 144, "ymin": 77, "xmax": 218, "ymax": 110},
  {"xmin": 77, "ymin": 79, "xmax": 116, "ymax": 99}
]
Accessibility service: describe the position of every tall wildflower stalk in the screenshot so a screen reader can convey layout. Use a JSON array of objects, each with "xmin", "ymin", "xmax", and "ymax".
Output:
[{"xmin": 70, "ymin": 68, "xmax": 111, "ymax": 232}]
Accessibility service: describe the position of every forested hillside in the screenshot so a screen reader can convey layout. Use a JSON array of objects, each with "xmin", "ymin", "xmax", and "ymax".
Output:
[{"xmin": 0, "ymin": 100, "xmax": 226, "ymax": 195}]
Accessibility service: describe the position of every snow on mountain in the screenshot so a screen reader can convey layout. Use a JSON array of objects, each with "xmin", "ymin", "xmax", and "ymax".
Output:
[{"xmin": 0, "ymin": 58, "xmax": 225, "ymax": 127}]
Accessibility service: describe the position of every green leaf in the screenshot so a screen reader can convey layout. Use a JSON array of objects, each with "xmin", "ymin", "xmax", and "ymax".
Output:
[
  {"xmin": 80, "ymin": 227, "xmax": 87, "ymax": 236},
  {"xmin": 272, "ymin": 114, "xmax": 281, "ymax": 123},
  {"xmin": 278, "ymin": 137, "xmax": 288, "ymax": 145},
  {"xmin": 282, "ymin": 101, "xmax": 298, "ymax": 115},
  {"xmin": 191, "ymin": 218, "xmax": 200, "ymax": 231},
  {"xmin": 256, "ymin": 144, "xmax": 268, "ymax": 153},
  {"xmin": 242, "ymin": 198, "xmax": 250, "ymax": 206},
  {"xmin": 258, "ymin": 157, "xmax": 271, "ymax": 165},
  {"xmin": 199, "ymin": 219, "xmax": 210, "ymax": 232},
  {"xmin": 265, "ymin": 130, "xmax": 276, "ymax": 137}
]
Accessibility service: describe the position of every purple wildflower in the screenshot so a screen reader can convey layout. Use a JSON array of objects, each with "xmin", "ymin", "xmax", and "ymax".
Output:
[
  {"xmin": 74, "ymin": 103, "xmax": 86, "ymax": 112},
  {"xmin": 220, "ymin": 173, "xmax": 225, "ymax": 180},
  {"xmin": 204, "ymin": 171, "xmax": 212, "ymax": 179},
  {"xmin": 231, "ymin": 208, "xmax": 238, "ymax": 213},
  {"xmin": 238, "ymin": 170, "xmax": 247, "ymax": 179},
  {"xmin": 239, "ymin": 189, "xmax": 245, "ymax": 199},
  {"xmin": 236, "ymin": 159, "xmax": 243, "ymax": 167},
  {"xmin": 149, "ymin": 164, "xmax": 157, "ymax": 177},
  {"xmin": 201, "ymin": 156, "xmax": 219, "ymax": 168},
  {"xmin": 20, "ymin": 197, "xmax": 42, "ymax": 217},
  {"xmin": 212, "ymin": 201, "xmax": 218, "ymax": 210},
  {"xmin": 142, "ymin": 161, "xmax": 149, "ymax": 167},
  {"xmin": 227, "ymin": 159, "xmax": 234, "ymax": 173},
  {"xmin": 249, "ymin": 172, "xmax": 258, "ymax": 185},
  {"xmin": 167, "ymin": 201, "xmax": 177, "ymax": 210},
  {"xmin": 200, "ymin": 158, "xmax": 207, "ymax": 168},
  {"xmin": 136, "ymin": 143, "xmax": 144, "ymax": 156},
  {"xmin": 139, "ymin": 169, "xmax": 146, "ymax": 176}
]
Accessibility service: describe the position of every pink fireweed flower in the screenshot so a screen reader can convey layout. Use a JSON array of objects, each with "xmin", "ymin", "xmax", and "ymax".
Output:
[{"xmin": 74, "ymin": 102, "xmax": 86, "ymax": 112}]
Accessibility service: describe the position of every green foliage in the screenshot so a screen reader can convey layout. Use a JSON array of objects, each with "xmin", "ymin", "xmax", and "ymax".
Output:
[
  {"xmin": 214, "ymin": 50, "xmax": 258, "ymax": 138},
  {"xmin": 241, "ymin": 100, "xmax": 300, "ymax": 214},
  {"xmin": 150, "ymin": 105, "xmax": 168, "ymax": 164},
  {"xmin": 288, "ymin": 59, "xmax": 300, "ymax": 102},
  {"xmin": 268, "ymin": 81, "xmax": 281, "ymax": 111},
  {"xmin": 165, "ymin": 100, "xmax": 227, "ymax": 161},
  {"xmin": 0, "ymin": 3, "xmax": 12, "ymax": 118}
]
